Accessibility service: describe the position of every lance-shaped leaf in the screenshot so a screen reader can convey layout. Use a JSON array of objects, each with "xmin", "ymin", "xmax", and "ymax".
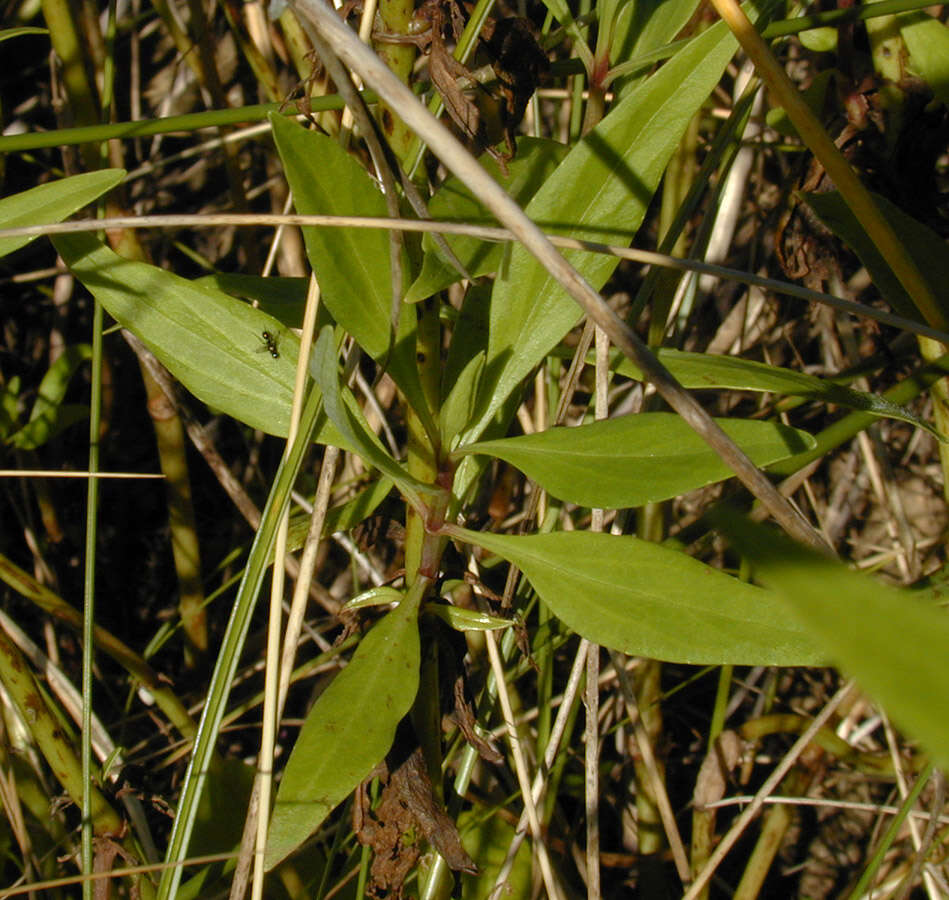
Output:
[
  {"xmin": 456, "ymin": 413, "xmax": 814, "ymax": 508},
  {"xmin": 265, "ymin": 590, "xmax": 422, "ymax": 869},
  {"xmin": 310, "ymin": 326, "xmax": 436, "ymax": 511},
  {"xmin": 607, "ymin": 349, "xmax": 943, "ymax": 440},
  {"xmin": 453, "ymin": 527, "xmax": 822, "ymax": 665},
  {"xmin": 270, "ymin": 113, "xmax": 434, "ymax": 434},
  {"xmin": 404, "ymin": 138, "xmax": 569, "ymax": 303},
  {"xmin": 52, "ymin": 233, "xmax": 342, "ymax": 442},
  {"xmin": 0, "ymin": 169, "xmax": 124, "ymax": 258},
  {"xmin": 466, "ymin": 11, "xmax": 755, "ymax": 440},
  {"xmin": 713, "ymin": 513, "xmax": 949, "ymax": 770}
]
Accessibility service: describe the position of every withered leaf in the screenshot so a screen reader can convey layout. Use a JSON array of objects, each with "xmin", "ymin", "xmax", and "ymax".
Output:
[{"xmin": 354, "ymin": 747, "xmax": 476, "ymax": 898}]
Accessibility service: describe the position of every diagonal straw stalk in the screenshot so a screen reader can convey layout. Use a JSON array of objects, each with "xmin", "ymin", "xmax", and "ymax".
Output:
[{"xmin": 286, "ymin": 0, "xmax": 829, "ymax": 554}]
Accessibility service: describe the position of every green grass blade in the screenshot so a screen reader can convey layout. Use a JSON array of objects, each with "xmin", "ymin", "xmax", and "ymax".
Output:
[{"xmin": 157, "ymin": 383, "xmax": 327, "ymax": 900}]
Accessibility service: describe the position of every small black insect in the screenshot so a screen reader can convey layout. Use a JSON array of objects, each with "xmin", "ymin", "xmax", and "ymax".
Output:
[{"xmin": 258, "ymin": 330, "xmax": 280, "ymax": 359}]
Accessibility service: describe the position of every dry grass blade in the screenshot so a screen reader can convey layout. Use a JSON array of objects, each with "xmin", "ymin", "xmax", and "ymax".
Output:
[{"xmin": 683, "ymin": 681, "xmax": 857, "ymax": 900}]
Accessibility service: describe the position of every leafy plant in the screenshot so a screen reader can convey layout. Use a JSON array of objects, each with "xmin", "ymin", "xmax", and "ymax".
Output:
[{"xmin": 0, "ymin": 0, "xmax": 947, "ymax": 898}]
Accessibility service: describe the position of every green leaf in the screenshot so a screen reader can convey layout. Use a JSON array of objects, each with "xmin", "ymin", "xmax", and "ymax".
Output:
[
  {"xmin": 609, "ymin": 0, "xmax": 700, "ymax": 96},
  {"xmin": 8, "ymin": 345, "xmax": 92, "ymax": 449},
  {"xmin": 607, "ymin": 349, "xmax": 943, "ymax": 440},
  {"xmin": 466, "ymin": 13, "xmax": 748, "ymax": 441},
  {"xmin": 343, "ymin": 586, "xmax": 403, "ymax": 610},
  {"xmin": 281, "ymin": 478, "xmax": 393, "ymax": 560},
  {"xmin": 265, "ymin": 590, "xmax": 422, "ymax": 869},
  {"xmin": 194, "ymin": 273, "xmax": 311, "ymax": 329},
  {"xmin": 902, "ymin": 13, "xmax": 949, "ymax": 106},
  {"xmin": 804, "ymin": 190, "xmax": 949, "ymax": 325},
  {"xmin": 713, "ymin": 513, "xmax": 949, "ymax": 770},
  {"xmin": 51, "ymin": 232, "xmax": 340, "ymax": 441},
  {"xmin": 457, "ymin": 413, "xmax": 814, "ymax": 508},
  {"xmin": 0, "ymin": 169, "xmax": 124, "ymax": 258},
  {"xmin": 403, "ymin": 138, "xmax": 569, "ymax": 303},
  {"xmin": 459, "ymin": 807, "xmax": 531, "ymax": 900},
  {"xmin": 440, "ymin": 350, "xmax": 485, "ymax": 450},
  {"xmin": 269, "ymin": 114, "xmax": 433, "ymax": 433},
  {"xmin": 798, "ymin": 26, "xmax": 838, "ymax": 52},
  {"xmin": 309, "ymin": 326, "xmax": 435, "ymax": 509},
  {"xmin": 453, "ymin": 528, "xmax": 822, "ymax": 665},
  {"xmin": 426, "ymin": 602, "xmax": 511, "ymax": 632}
]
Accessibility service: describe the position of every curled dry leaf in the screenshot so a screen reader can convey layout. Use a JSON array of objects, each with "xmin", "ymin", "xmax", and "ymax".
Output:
[
  {"xmin": 693, "ymin": 730, "xmax": 743, "ymax": 810},
  {"xmin": 354, "ymin": 747, "xmax": 476, "ymax": 898}
]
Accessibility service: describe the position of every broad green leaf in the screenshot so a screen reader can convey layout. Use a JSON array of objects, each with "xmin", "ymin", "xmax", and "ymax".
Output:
[
  {"xmin": 52, "ymin": 232, "xmax": 339, "ymax": 441},
  {"xmin": 713, "ymin": 513, "xmax": 949, "ymax": 770},
  {"xmin": 309, "ymin": 326, "xmax": 435, "ymax": 509},
  {"xmin": 901, "ymin": 13, "xmax": 949, "ymax": 106},
  {"xmin": 0, "ymin": 169, "xmax": 123, "ymax": 258},
  {"xmin": 195, "ymin": 273, "xmax": 311, "ymax": 329},
  {"xmin": 404, "ymin": 138, "xmax": 569, "ymax": 303},
  {"xmin": 265, "ymin": 591, "xmax": 422, "ymax": 869},
  {"xmin": 269, "ymin": 113, "xmax": 389, "ymax": 350},
  {"xmin": 457, "ymin": 413, "xmax": 814, "ymax": 508},
  {"xmin": 454, "ymin": 528, "xmax": 822, "ymax": 665},
  {"xmin": 607, "ymin": 349, "xmax": 942, "ymax": 440},
  {"xmin": 269, "ymin": 113, "xmax": 434, "ymax": 434},
  {"xmin": 467, "ymin": 14, "xmax": 749, "ymax": 441},
  {"xmin": 804, "ymin": 190, "xmax": 949, "ymax": 325}
]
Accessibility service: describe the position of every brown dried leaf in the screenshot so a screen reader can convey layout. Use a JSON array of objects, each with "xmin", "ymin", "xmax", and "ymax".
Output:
[
  {"xmin": 354, "ymin": 747, "xmax": 476, "ymax": 898},
  {"xmin": 693, "ymin": 730, "xmax": 743, "ymax": 809}
]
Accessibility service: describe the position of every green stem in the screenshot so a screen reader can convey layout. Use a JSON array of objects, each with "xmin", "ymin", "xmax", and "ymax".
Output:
[
  {"xmin": 373, "ymin": 0, "xmax": 418, "ymax": 162},
  {"xmin": 41, "ymin": 0, "xmax": 100, "ymax": 167},
  {"xmin": 81, "ymin": 286, "xmax": 106, "ymax": 898},
  {"xmin": 405, "ymin": 297, "xmax": 443, "ymax": 581}
]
